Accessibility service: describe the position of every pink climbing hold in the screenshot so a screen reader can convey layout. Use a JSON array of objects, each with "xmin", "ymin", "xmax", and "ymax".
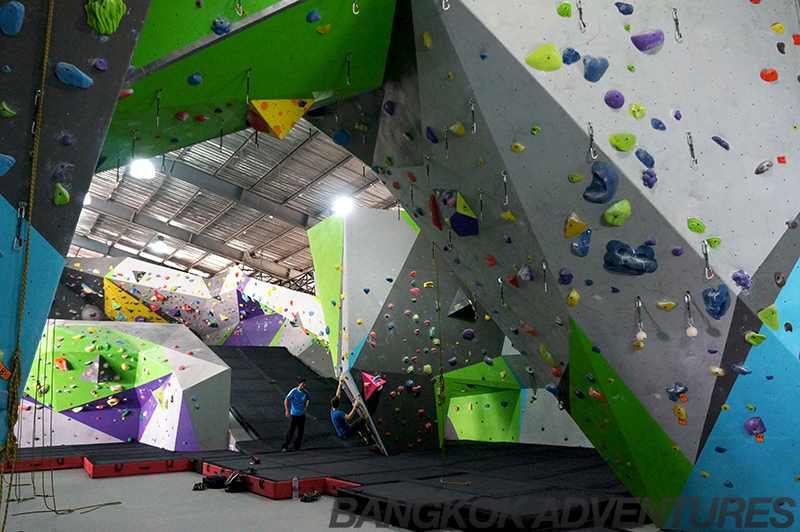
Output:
[
  {"xmin": 410, "ymin": 288, "xmax": 420, "ymax": 296},
  {"xmin": 178, "ymin": 365, "xmax": 185, "ymax": 371},
  {"xmin": 588, "ymin": 387, "xmax": 609, "ymax": 407},
  {"xmin": 362, "ymin": 372, "xmax": 386, "ymax": 400},
  {"xmin": 418, "ymin": 409, "xmax": 425, "ymax": 417}
]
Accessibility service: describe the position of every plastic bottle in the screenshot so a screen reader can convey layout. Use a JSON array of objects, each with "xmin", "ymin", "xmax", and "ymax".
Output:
[{"xmin": 292, "ymin": 476, "xmax": 299, "ymax": 500}]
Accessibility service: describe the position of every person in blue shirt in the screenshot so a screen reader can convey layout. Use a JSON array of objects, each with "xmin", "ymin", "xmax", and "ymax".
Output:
[
  {"xmin": 330, "ymin": 380, "xmax": 370, "ymax": 443},
  {"xmin": 282, "ymin": 377, "xmax": 310, "ymax": 452}
]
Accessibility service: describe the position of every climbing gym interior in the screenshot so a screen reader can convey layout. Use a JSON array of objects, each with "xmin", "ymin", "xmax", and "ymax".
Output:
[{"xmin": 1, "ymin": 0, "xmax": 799, "ymax": 530}]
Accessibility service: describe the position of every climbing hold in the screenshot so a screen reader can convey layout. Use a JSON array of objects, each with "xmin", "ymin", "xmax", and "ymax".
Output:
[
  {"xmin": 640, "ymin": 169, "xmax": 657, "ymax": 189},
  {"xmin": 502, "ymin": 234, "xmax": 512, "ymax": 244},
  {"xmin": 627, "ymin": 65, "xmax": 635, "ymax": 72},
  {"xmin": 731, "ymin": 270, "xmax": 753, "ymax": 291},
  {"xmin": 757, "ymin": 304, "xmax": 780, "ymax": 331},
  {"xmin": 603, "ymin": 240, "xmax": 658, "ymax": 275},
  {"xmin": 708, "ymin": 366, "xmax": 725, "ymax": 377},
  {"xmin": 603, "ymin": 200, "xmax": 631, "ymax": 226},
  {"xmin": 630, "ymin": 29, "xmax": 665, "ymax": 52},
  {"xmin": 194, "ymin": 115, "xmax": 210, "ymax": 122},
  {"xmin": 608, "ymin": 133, "xmax": 636, "ymax": 151},
  {"xmin": 588, "ymin": 388, "xmax": 609, "ymax": 407},
  {"xmin": 674, "ymin": 110, "xmax": 682, "ymax": 120},
  {"xmin": 687, "ymin": 218, "xmax": 705, "ymax": 233},
  {"xmin": 449, "ymin": 122, "xmax": 466, "ymax": 136},
  {"xmin": 706, "ymin": 238, "xmax": 721, "ymax": 248},
  {"xmin": 422, "ymin": 31, "xmax": 432, "ymax": 50},
  {"xmin": 59, "ymin": 134, "xmax": 73, "ymax": 146},
  {"xmin": 507, "ymin": 275, "xmax": 519, "ymax": 288},
  {"xmin": 52, "ymin": 163, "xmax": 74, "ymax": 181},
  {"xmin": 565, "ymin": 212, "xmax": 588, "ymax": 238},
  {"xmin": 604, "ymin": 90, "xmax": 625, "ymax": 109},
  {"xmin": 583, "ymin": 161, "xmax": 619, "ymax": 203},
  {"xmin": 557, "ymin": 2, "xmax": 571, "ymax": 17},
  {"xmin": 628, "ymin": 103, "xmax": 646, "ymax": 120},
  {"xmin": 572, "ymin": 229, "xmax": 591, "ymax": 257},
  {"xmin": 518, "ymin": 264, "xmax": 534, "ymax": 282},
  {"xmin": 731, "ymin": 364, "xmax": 751, "ymax": 376},
  {"xmin": 635, "ymin": 148, "xmax": 655, "ymax": 168},
  {"xmin": 188, "ymin": 73, "xmax": 203, "ymax": 85},
  {"xmin": 306, "ymin": 9, "xmax": 321, "ymax": 22},
  {"xmin": 760, "ymin": 69, "xmax": 778, "ymax": 82},
  {"xmin": 0, "ymin": 101, "xmax": 15, "ymax": 118},
  {"xmin": 525, "ymin": 43, "xmax": 563, "ymax": 71},
  {"xmin": 175, "ymin": 112, "xmax": 190, "ymax": 121},
  {"xmin": 1, "ymin": 66, "xmax": 8, "ymax": 73},
  {"xmin": 786, "ymin": 323, "xmax": 793, "ymax": 332},
  {"xmin": 615, "ymin": 2, "xmax": 633, "ymax": 15},
  {"xmin": 744, "ymin": 416, "xmax": 766, "ymax": 437},
  {"xmin": 574, "ymin": 389, "xmax": 585, "ymax": 399},
  {"xmin": 755, "ymin": 160, "xmax": 773, "ymax": 175},
  {"xmin": 558, "ymin": 268, "xmax": 574, "ymax": 285},
  {"xmin": 745, "ymin": 331, "xmax": 767, "ymax": 346},
  {"xmin": 0, "ymin": 153, "xmax": 15, "ymax": 176},
  {"xmin": 448, "ymin": 357, "xmax": 457, "ymax": 366},
  {"xmin": 486, "ymin": 254, "xmax": 496, "ymax": 266},
  {"xmin": 774, "ymin": 272, "xmax": 786, "ymax": 287},
  {"xmin": 666, "ymin": 382, "xmax": 688, "ymax": 402},
  {"xmin": 565, "ymin": 288, "xmax": 580, "ymax": 307},
  {"xmin": 484, "ymin": 356, "xmax": 493, "ymax": 366},
  {"xmin": 85, "ymin": 0, "xmax": 126, "ymax": 34},
  {"xmin": 0, "ymin": 1, "xmax": 24, "ymax": 35},
  {"xmin": 651, "ymin": 118, "xmax": 666, "ymax": 131},
  {"xmin": 673, "ymin": 404, "xmax": 687, "ymax": 424},
  {"xmin": 702, "ymin": 285, "xmax": 731, "ymax": 320},
  {"xmin": 410, "ymin": 288, "xmax": 419, "ymax": 296},
  {"xmin": 568, "ymin": 173, "xmax": 584, "ymax": 183},
  {"xmin": 53, "ymin": 183, "xmax": 70, "ymax": 205},
  {"xmin": 582, "ymin": 56, "xmax": 609, "ymax": 82},
  {"xmin": 461, "ymin": 329, "xmax": 474, "ymax": 340},
  {"xmin": 425, "ymin": 127, "xmax": 438, "ymax": 144},
  {"xmin": 562, "ymin": 47, "xmax": 580, "ymax": 65},
  {"xmin": 55, "ymin": 63, "xmax": 93, "ymax": 88},
  {"xmin": 711, "ymin": 136, "xmax": 730, "ymax": 150},
  {"xmin": 530, "ymin": 126, "xmax": 541, "ymax": 135},
  {"xmin": 771, "ymin": 22, "xmax": 784, "ymax": 33},
  {"xmin": 212, "ymin": 16, "xmax": 231, "ymax": 35},
  {"xmin": 672, "ymin": 246, "xmax": 684, "ymax": 256},
  {"xmin": 540, "ymin": 345, "xmax": 558, "ymax": 367},
  {"xmin": 501, "ymin": 211, "xmax": 516, "ymax": 222},
  {"xmin": 363, "ymin": 288, "xmax": 370, "ymax": 294},
  {"xmin": 428, "ymin": 194, "xmax": 442, "ymax": 230},
  {"xmin": 658, "ymin": 301, "xmax": 676, "ymax": 312},
  {"xmin": 510, "ymin": 143, "xmax": 525, "ymax": 153}
]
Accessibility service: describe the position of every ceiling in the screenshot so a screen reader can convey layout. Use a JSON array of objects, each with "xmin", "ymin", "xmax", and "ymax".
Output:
[{"xmin": 70, "ymin": 118, "xmax": 398, "ymax": 284}]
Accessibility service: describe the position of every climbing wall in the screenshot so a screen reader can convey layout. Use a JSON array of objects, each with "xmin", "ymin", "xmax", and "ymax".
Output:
[
  {"xmin": 19, "ymin": 321, "xmax": 230, "ymax": 451},
  {"xmin": 0, "ymin": 0, "xmax": 150, "ymax": 446},
  {"xmin": 361, "ymin": 0, "xmax": 800, "ymax": 511}
]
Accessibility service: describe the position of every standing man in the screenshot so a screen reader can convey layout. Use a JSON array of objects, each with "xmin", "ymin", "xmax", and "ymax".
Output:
[{"xmin": 282, "ymin": 377, "xmax": 310, "ymax": 452}]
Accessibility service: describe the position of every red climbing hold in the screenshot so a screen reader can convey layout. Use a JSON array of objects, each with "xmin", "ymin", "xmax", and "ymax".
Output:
[
  {"xmin": 486, "ymin": 254, "xmax": 496, "ymax": 266},
  {"xmin": 760, "ymin": 69, "xmax": 778, "ymax": 82},
  {"xmin": 407, "ymin": 172, "xmax": 417, "ymax": 182},
  {"xmin": 551, "ymin": 367, "xmax": 563, "ymax": 377},
  {"xmin": 119, "ymin": 88, "xmax": 134, "ymax": 98},
  {"xmin": 778, "ymin": 156, "xmax": 787, "ymax": 164},
  {"xmin": 506, "ymin": 274, "xmax": 519, "ymax": 288},
  {"xmin": 175, "ymin": 112, "xmax": 190, "ymax": 121},
  {"xmin": 411, "ymin": 356, "xmax": 418, "ymax": 363},
  {"xmin": 588, "ymin": 387, "xmax": 609, "ymax": 407},
  {"xmin": 195, "ymin": 115, "xmax": 211, "ymax": 122},
  {"xmin": 794, "ymin": 34, "xmax": 800, "ymax": 45},
  {"xmin": 370, "ymin": 342, "xmax": 376, "ymax": 348},
  {"xmin": 55, "ymin": 357, "xmax": 69, "ymax": 371},
  {"xmin": 428, "ymin": 194, "xmax": 442, "ymax": 230},
  {"xmin": 370, "ymin": 332, "xmax": 376, "ymax": 338},
  {"xmin": 409, "ymin": 271, "xmax": 416, "ymax": 277},
  {"xmin": 412, "ymin": 385, "xmax": 422, "ymax": 393},
  {"xmin": 392, "ymin": 182, "xmax": 400, "ymax": 190}
]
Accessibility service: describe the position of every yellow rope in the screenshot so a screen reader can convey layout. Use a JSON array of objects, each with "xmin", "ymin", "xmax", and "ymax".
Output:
[{"xmin": 2, "ymin": 0, "xmax": 57, "ymax": 528}]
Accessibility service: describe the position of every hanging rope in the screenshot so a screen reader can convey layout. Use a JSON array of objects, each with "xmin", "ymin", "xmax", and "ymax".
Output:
[{"xmin": 2, "ymin": 0, "xmax": 57, "ymax": 528}]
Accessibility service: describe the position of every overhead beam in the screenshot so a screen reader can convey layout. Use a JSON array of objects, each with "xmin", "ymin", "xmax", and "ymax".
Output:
[
  {"xmin": 155, "ymin": 157, "xmax": 322, "ymax": 229},
  {"xmin": 70, "ymin": 235, "xmax": 163, "ymax": 269},
  {"xmin": 82, "ymin": 198, "xmax": 295, "ymax": 279}
]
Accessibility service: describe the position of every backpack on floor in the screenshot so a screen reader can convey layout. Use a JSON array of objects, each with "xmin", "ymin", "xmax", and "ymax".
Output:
[
  {"xmin": 202, "ymin": 472, "xmax": 227, "ymax": 489},
  {"xmin": 225, "ymin": 470, "xmax": 247, "ymax": 493}
]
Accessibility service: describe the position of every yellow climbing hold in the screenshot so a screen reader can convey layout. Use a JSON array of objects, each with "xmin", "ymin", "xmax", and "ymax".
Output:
[
  {"xmin": 316, "ymin": 24, "xmax": 331, "ymax": 34},
  {"xmin": 658, "ymin": 301, "xmax": 676, "ymax": 312},
  {"xmin": 447, "ymin": 72, "xmax": 454, "ymax": 80},
  {"xmin": 566, "ymin": 288, "xmax": 580, "ymax": 306},
  {"xmin": 708, "ymin": 366, "xmax": 725, "ymax": 377},
  {"xmin": 423, "ymin": 281, "xmax": 434, "ymax": 287},
  {"xmin": 484, "ymin": 315, "xmax": 491, "ymax": 321},
  {"xmin": 477, "ymin": 158, "xmax": 484, "ymax": 165},
  {"xmin": 422, "ymin": 31, "xmax": 433, "ymax": 49},
  {"xmin": 633, "ymin": 341, "xmax": 645, "ymax": 349},
  {"xmin": 501, "ymin": 211, "xmax": 516, "ymax": 222},
  {"xmin": 357, "ymin": 319, "xmax": 363, "ymax": 325},
  {"xmin": 340, "ymin": 294, "xmax": 345, "ymax": 300},
  {"xmin": 500, "ymin": 371, "xmax": 506, "ymax": 378},
  {"xmin": 673, "ymin": 404, "xmax": 687, "ymax": 422},
  {"xmin": 701, "ymin": 471, "xmax": 710, "ymax": 478},
  {"xmin": 73, "ymin": 335, "xmax": 83, "ymax": 340},
  {"xmin": 107, "ymin": 397, "xmax": 119, "ymax": 407},
  {"xmin": 85, "ymin": 345, "xmax": 95, "ymax": 353},
  {"xmin": 565, "ymin": 212, "xmax": 588, "ymax": 238},
  {"xmin": 510, "ymin": 143, "xmax": 525, "ymax": 153},
  {"xmin": 524, "ymin": 43, "xmax": 563, "ymax": 71},
  {"xmin": 449, "ymin": 122, "xmax": 466, "ymax": 136},
  {"xmin": 334, "ymin": 265, "xmax": 340, "ymax": 270},
  {"xmin": 721, "ymin": 404, "xmax": 730, "ymax": 410},
  {"xmin": 121, "ymin": 363, "xmax": 130, "ymax": 371},
  {"xmin": 87, "ymin": 327, "xmax": 98, "ymax": 333},
  {"xmin": 771, "ymin": 22, "xmax": 785, "ymax": 33}
]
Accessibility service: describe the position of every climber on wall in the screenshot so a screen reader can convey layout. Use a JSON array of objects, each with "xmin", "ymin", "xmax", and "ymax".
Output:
[{"xmin": 331, "ymin": 379, "xmax": 373, "ymax": 445}]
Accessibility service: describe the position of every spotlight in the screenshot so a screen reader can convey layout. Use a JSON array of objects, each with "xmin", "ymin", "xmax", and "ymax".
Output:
[
  {"xmin": 129, "ymin": 159, "xmax": 156, "ymax": 180},
  {"xmin": 332, "ymin": 196, "xmax": 353, "ymax": 214},
  {"xmin": 83, "ymin": 193, "xmax": 92, "ymax": 206},
  {"xmin": 149, "ymin": 235, "xmax": 169, "ymax": 254}
]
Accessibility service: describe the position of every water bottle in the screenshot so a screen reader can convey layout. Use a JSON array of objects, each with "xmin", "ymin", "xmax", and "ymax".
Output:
[{"xmin": 292, "ymin": 476, "xmax": 299, "ymax": 500}]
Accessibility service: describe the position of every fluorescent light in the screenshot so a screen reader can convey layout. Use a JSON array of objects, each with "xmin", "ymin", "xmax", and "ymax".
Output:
[
  {"xmin": 129, "ymin": 159, "xmax": 155, "ymax": 180},
  {"xmin": 332, "ymin": 196, "xmax": 353, "ymax": 214},
  {"xmin": 83, "ymin": 193, "xmax": 92, "ymax": 205},
  {"xmin": 149, "ymin": 235, "xmax": 169, "ymax": 254}
]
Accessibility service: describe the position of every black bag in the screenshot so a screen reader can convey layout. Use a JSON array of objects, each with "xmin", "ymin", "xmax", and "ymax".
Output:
[
  {"xmin": 202, "ymin": 472, "xmax": 227, "ymax": 489},
  {"xmin": 225, "ymin": 470, "xmax": 247, "ymax": 493}
]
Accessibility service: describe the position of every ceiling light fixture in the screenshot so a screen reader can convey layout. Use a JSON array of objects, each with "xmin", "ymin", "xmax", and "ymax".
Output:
[
  {"xmin": 150, "ymin": 235, "xmax": 169, "ymax": 254},
  {"xmin": 129, "ymin": 158, "xmax": 156, "ymax": 180},
  {"xmin": 332, "ymin": 196, "xmax": 353, "ymax": 214}
]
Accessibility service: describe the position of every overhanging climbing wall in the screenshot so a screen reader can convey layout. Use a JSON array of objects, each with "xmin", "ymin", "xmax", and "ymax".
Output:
[{"xmin": 364, "ymin": 0, "xmax": 800, "ymax": 519}]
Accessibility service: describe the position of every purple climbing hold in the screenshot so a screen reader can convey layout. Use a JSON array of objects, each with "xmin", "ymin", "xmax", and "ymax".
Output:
[
  {"xmin": 298, "ymin": 100, "xmax": 307, "ymax": 107},
  {"xmin": 94, "ymin": 58, "xmax": 108, "ymax": 71},
  {"xmin": 195, "ymin": 0, "xmax": 202, "ymax": 6},
  {"xmin": 562, "ymin": 47, "xmax": 581, "ymax": 65},
  {"xmin": 732, "ymin": 270, "xmax": 754, "ymax": 291},
  {"xmin": 630, "ymin": 29, "xmax": 665, "ymax": 52},
  {"xmin": 484, "ymin": 355, "xmax": 493, "ymax": 365},
  {"xmin": 557, "ymin": 268, "xmax": 573, "ymax": 285},
  {"xmin": 712, "ymin": 136, "xmax": 730, "ymax": 150},
  {"xmin": 425, "ymin": 127, "xmax": 439, "ymax": 144},
  {"xmin": 448, "ymin": 357, "xmax": 457, "ymax": 366},
  {"xmin": 743, "ymin": 416, "xmax": 766, "ymax": 436},
  {"xmin": 644, "ymin": 237, "xmax": 656, "ymax": 246},
  {"xmin": 383, "ymin": 101, "xmax": 395, "ymax": 116},
  {"xmin": 611, "ymin": 287, "xmax": 620, "ymax": 293},
  {"xmin": 604, "ymin": 90, "xmax": 625, "ymax": 109},
  {"xmin": 462, "ymin": 329, "xmax": 475, "ymax": 340},
  {"xmin": 672, "ymin": 247, "xmax": 684, "ymax": 256},
  {"xmin": 518, "ymin": 264, "xmax": 534, "ymax": 282},
  {"xmin": 52, "ymin": 163, "xmax": 74, "ymax": 181},
  {"xmin": 724, "ymin": 481, "xmax": 734, "ymax": 488},
  {"xmin": 126, "ymin": 65, "xmax": 135, "ymax": 77},
  {"xmin": 214, "ymin": 107, "xmax": 223, "ymax": 113},
  {"xmin": 642, "ymin": 169, "xmax": 657, "ymax": 189},
  {"xmin": 59, "ymin": 134, "xmax": 73, "ymax": 146},
  {"xmin": 502, "ymin": 234, "xmax": 512, "ymax": 244},
  {"xmin": 170, "ymin": 138, "xmax": 180, "ymax": 143},
  {"xmin": 674, "ymin": 110, "xmax": 682, "ymax": 121}
]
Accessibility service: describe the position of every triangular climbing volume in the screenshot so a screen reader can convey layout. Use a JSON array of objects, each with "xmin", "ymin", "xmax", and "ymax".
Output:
[
  {"xmin": 447, "ymin": 287, "xmax": 476, "ymax": 320},
  {"xmin": 79, "ymin": 354, "xmax": 121, "ymax": 384}
]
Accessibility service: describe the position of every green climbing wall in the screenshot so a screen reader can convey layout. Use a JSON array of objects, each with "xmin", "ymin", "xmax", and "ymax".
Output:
[
  {"xmin": 567, "ymin": 318, "xmax": 693, "ymax": 513},
  {"xmin": 307, "ymin": 213, "xmax": 344, "ymax": 370}
]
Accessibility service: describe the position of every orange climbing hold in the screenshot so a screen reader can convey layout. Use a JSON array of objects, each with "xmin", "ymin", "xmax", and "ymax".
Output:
[
  {"xmin": 486, "ymin": 254, "xmax": 496, "ymax": 266},
  {"xmin": 760, "ymin": 69, "xmax": 778, "ymax": 82}
]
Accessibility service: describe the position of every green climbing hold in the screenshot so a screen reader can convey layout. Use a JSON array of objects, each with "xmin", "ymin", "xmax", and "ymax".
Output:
[
  {"xmin": 423, "ymin": 364, "xmax": 432, "ymax": 375},
  {"xmin": 383, "ymin": 156, "xmax": 393, "ymax": 167},
  {"xmin": 540, "ymin": 344, "xmax": 558, "ymax": 367},
  {"xmin": 609, "ymin": 133, "xmax": 636, "ymax": 151},
  {"xmin": 757, "ymin": 304, "xmax": 780, "ymax": 331},
  {"xmin": 627, "ymin": 65, "xmax": 636, "ymax": 72},
  {"xmin": 412, "ymin": 314, "xmax": 419, "ymax": 322},
  {"xmin": 402, "ymin": 132, "xmax": 413, "ymax": 141},
  {"xmin": 628, "ymin": 103, "xmax": 646, "ymax": 121},
  {"xmin": 706, "ymin": 238, "xmax": 721, "ymax": 248},
  {"xmin": 603, "ymin": 199, "xmax": 631, "ymax": 226},
  {"xmin": 407, "ymin": 365, "xmax": 414, "ymax": 374},
  {"xmin": 411, "ymin": 280, "xmax": 416, "ymax": 287},
  {"xmin": 624, "ymin": 24, "xmax": 631, "ymax": 31},
  {"xmin": 54, "ymin": 183, "xmax": 70, "ymax": 205},
  {"xmin": 433, "ymin": 338, "xmax": 440, "ymax": 346},
  {"xmin": 524, "ymin": 43, "xmax": 563, "ymax": 71},
  {"xmin": 526, "ymin": 365, "xmax": 534, "ymax": 374},
  {"xmin": 435, "ymin": 301, "xmax": 440, "ymax": 312},
  {"xmin": 429, "ymin": 327, "xmax": 436, "ymax": 339},
  {"xmin": 0, "ymin": 101, "xmax": 16, "ymax": 118},
  {"xmin": 745, "ymin": 331, "xmax": 767, "ymax": 346},
  {"xmin": 557, "ymin": 2, "xmax": 571, "ymax": 17},
  {"xmin": 687, "ymin": 218, "xmax": 705, "ymax": 233},
  {"xmin": 531, "ymin": 126, "xmax": 541, "ymax": 135},
  {"xmin": 85, "ymin": 0, "xmax": 127, "ymax": 35},
  {"xmin": 411, "ymin": 298, "xmax": 417, "ymax": 303},
  {"xmin": 568, "ymin": 173, "xmax": 584, "ymax": 183}
]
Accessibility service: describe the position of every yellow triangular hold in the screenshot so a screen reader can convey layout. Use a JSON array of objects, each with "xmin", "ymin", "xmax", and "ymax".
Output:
[
  {"xmin": 771, "ymin": 22, "xmax": 784, "ymax": 34},
  {"xmin": 220, "ymin": 314, "xmax": 229, "ymax": 321},
  {"xmin": 249, "ymin": 99, "xmax": 314, "ymax": 140},
  {"xmin": 658, "ymin": 301, "xmax": 676, "ymax": 311}
]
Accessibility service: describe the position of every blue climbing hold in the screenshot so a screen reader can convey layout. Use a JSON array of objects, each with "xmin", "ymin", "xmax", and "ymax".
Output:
[
  {"xmin": 544, "ymin": 384, "xmax": 560, "ymax": 396},
  {"xmin": 325, "ymin": 325, "xmax": 330, "ymax": 334},
  {"xmin": 666, "ymin": 382, "xmax": 688, "ymax": 401},
  {"xmin": 562, "ymin": 47, "xmax": 581, "ymax": 65},
  {"xmin": 480, "ymin": 53, "xmax": 488, "ymax": 60},
  {"xmin": 1, "ymin": 65, "xmax": 9, "ymax": 73},
  {"xmin": 712, "ymin": 136, "xmax": 730, "ymax": 151},
  {"xmin": 557, "ymin": 268, "xmax": 573, "ymax": 285},
  {"xmin": 635, "ymin": 148, "xmax": 655, "ymax": 168},
  {"xmin": 574, "ymin": 389, "xmax": 585, "ymax": 399},
  {"xmin": 331, "ymin": 131, "xmax": 350, "ymax": 146},
  {"xmin": 583, "ymin": 161, "xmax": 619, "ymax": 204},
  {"xmin": 363, "ymin": 288, "xmax": 370, "ymax": 294},
  {"xmin": 425, "ymin": 127, "xmax": 439, "ymax": 144},
  {"xmin": 572, "ymin": 229, "xmax": 591, "ymax": 257},
  {"xmin": 702, "ymin": 284, "xmax": 731, "ymax": 320},
  {"xmin": 55, "ymin": 62, "xmax": 93, "ymax": 88},
  {"xmin": 583, "ymin": 56, "xmax": 609, "ymax": 83},
  {"xmin": 385, "ymin": 277, "xmax": 393, "ymax": 282},
  {"xmin": 0, "ymin": 1, "xmax": 24, "ymax": 35},
  {"xmin": 615, "ymin": 2, "xmax": 633, "ymax": 15},
  {"xmin": 0, "ymin": 153, "xmax": 15, "ymax": 177},
  {"xmin": 603, "ymin": 241, "xmax": 658, "ymax": 275},
  {"xmin": 500, "ymin": 401, "xmax": 508, "ymax": 407},
  {"xmin": 731, "ymin": 364, "xmax": 751, "ymax": 375},
  {"xmin": 306, "ymin": 9, "xmax": 321, "ymax": 22},
  {"xmin": 388, "ymin": 324, "xmax": 394, "ymax": 330},
  {"xmin": 212, "ymin": 16, "xmax": 231, "ymax": 35},
  {"xmin": 650, "ymin": 118, "xmax": 667, "ymax": 131},
  {"xmin": 188, "ymin": 72, "xmax": 202, "ymax": 85}
]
